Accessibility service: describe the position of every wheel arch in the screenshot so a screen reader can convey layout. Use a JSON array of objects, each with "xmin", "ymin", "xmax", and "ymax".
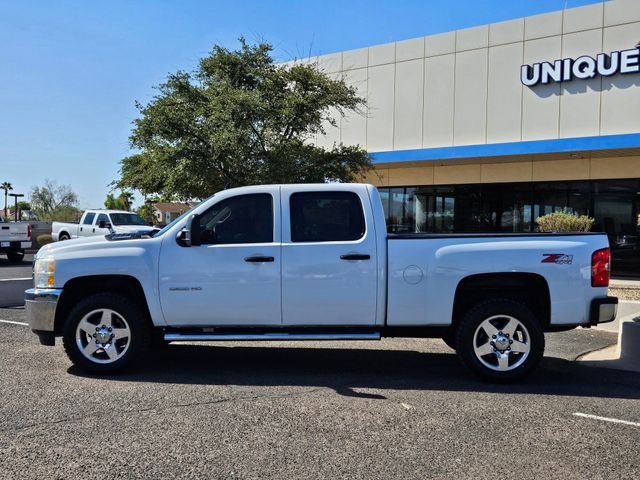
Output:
[
  {"xmin": 54, "ymin": 275, "xmax": 153, "ymax": 335},
  {"xmin": 452, "ymin": 272, "xmax": 551, "ymax": 330}
]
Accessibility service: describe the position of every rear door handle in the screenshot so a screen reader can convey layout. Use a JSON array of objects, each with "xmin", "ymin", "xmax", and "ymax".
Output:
[
  {"xmin": 340, "ymin": 254, "xmax": 371, "ymax": 261},
  {"xmin": 244, "ymin": 256, "xmax": 275, "ymax": 263}
]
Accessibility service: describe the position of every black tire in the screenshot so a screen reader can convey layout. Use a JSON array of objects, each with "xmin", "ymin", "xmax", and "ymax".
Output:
[
  {"xmin": 6, "ymin": 250, "xmax": 24, "ymax": 263},
  {"xmin": 59, "ymin": 233, "xmax": 70, "ymax": 241},
  {"xmin": 62, "ymin": 292, "xmax": 150, "ymax": 373},
  {"xmin": 455, "ymin": 298, "xmax": 545, "ymax": 383}
]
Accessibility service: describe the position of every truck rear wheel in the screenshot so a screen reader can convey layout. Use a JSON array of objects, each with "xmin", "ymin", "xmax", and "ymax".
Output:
[
  {"xmin": 62, "ymin": 293, "xmax": 150, "ymax": 373},
  {"xmin": 455, "ymin": 299, "xmax": 544, "ymax": 383},
  {"xmin": 58, "ymin": 233, "xmax": 70, "ymax": 241},
  {"xmin": 6, "ymin": 250, "xmax": 24, "ymax": 263}
]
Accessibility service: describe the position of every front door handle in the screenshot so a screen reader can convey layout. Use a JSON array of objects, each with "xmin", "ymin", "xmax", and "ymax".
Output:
[
  {"xmin": 340, "ymin": 254, "xmax": 371, "ymax": 261},
  {"xmin": 244, "ymin": 256, "xmax": 275, "ymax": 263}
]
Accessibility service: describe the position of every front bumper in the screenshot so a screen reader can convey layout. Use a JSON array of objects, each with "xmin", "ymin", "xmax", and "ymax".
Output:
[
  {"xmin": 589, "ymin": 296, "xmax": 618, "ymax": 326},
  {"xmin": 25, "ymin": 288, "xmax": 62, "ymax": 346}
]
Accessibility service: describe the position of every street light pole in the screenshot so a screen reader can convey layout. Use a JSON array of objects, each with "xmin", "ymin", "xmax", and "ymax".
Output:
[{"xmin": 8, "ymin": 193, "xmax": 24, "ymax": 222}]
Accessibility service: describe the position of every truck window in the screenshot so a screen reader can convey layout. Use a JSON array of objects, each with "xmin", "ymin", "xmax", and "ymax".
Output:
[
  {"xmin": 96, "ymin": 213, "xmax": 109, "ymax": 225},
  {"xmin": 83, "ymin": 213, "xmax": 96, "ymax": 225},
  {"xmin": 199, "ymin": 194, "xmax": 273, "ymax": 245},
  {"xmin": 290, "ymin": 191, "xmax": 365, "ymax": 242}
]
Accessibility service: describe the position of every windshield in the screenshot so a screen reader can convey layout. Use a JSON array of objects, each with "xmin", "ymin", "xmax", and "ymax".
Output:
[
  {"xmin": 152, "ymin": 207, "xmax": 197, "ymax": 237},
  {"xmin": 109, "ymin": 213, "xmax": 148, "ymax": 226}
]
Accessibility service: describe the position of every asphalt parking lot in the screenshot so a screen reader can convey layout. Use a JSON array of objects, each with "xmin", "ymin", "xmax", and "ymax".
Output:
[
  {"xmin": 0, "ymin": 307, "xmax": 638, "ymax": 479},
  {"xmin": 0, "ymin": 253, "xmax": 33, "ymax": 279}
]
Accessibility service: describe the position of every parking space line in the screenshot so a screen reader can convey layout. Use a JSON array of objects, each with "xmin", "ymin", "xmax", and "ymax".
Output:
[
  {"xmin": 0, "ymin": 278, "xmax": 32, "ymax": 282},
  {"xmin": 574, "ymin": 412, "xmax": 640, "ymax": 427},
  {"xmin": 0, "ymin": 319, "xmax": 28, "ymax": 326}
]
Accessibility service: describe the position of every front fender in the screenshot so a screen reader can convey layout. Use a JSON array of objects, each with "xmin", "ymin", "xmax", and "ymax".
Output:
[{"xmin": 52, "ymin": 240, "xmax": 164, "ymax": 326}]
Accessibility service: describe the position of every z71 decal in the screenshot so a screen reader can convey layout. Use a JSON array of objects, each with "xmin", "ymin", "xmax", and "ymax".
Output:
[{"xmin": 541, "ymin": 253, "xmax": 574, "ymax": 265}]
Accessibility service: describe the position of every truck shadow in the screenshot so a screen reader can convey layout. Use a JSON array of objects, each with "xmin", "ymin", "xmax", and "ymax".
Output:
[
  {"xmin": 0, "ymin": 258, "xmax": 31, "ymax": 268},
  {"xmin": 69, "ymin": 343, "xmax": 640, "ymax": 400}
]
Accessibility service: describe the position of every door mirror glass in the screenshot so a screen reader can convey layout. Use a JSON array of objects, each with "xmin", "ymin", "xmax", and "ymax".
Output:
[
  {"xmin": 183, "ymin": 213, "xmax": 201, "ymax": 246},
  {"xmin": 98, "ymin": 220, "xmax": 111, "ymax": 229}
]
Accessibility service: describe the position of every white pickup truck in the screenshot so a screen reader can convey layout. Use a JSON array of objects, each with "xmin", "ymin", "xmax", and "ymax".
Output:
[
  {"xmin": 0, "ymin": 214, "xmax": 31, "ymax": 263},
  {"xmin": 51, "ymin": 209, "xmax": 156, "ymax": 241},
  {"xmin": 25, "ymin": 184, "xmax": 617, "ymax": 382}
]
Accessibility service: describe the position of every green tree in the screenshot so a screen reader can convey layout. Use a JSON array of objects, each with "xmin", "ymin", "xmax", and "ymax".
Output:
[
  {"xmin": 118, "ymin": 191, "xmax": 134, "ymax": 211},
  {"xmin": 17, "ymin": 201, "xmax": 30, "ymax": 211},
  {"xmin": 30, "ymin": 179, "xmax": 79, "ymax": 221},
  {"xmin": 104, "ymin": 193, "xmax": 121, "ymax": 210},
  {"xmin": 1, "ymin": 181, "xmax": 12, "ymax": 218},
  {"xmin": 136, "ymin": 203, "xmax": 156, "ymax": 225},
  {"xmin": 116, "ymin": 39, "xmax": 371, "ymax": 199}
]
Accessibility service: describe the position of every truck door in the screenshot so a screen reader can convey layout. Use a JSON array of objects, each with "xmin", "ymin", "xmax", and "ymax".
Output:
[
  {"xmin": 79, "ymin": 212, "xmax": 95, "ymax": 237},
  {"xmin": 281, "ymin": 186, "xmax": 378, "ymax": 326},
  {"xmin": 158, "ymin": 188, "xmax": 282, "ymax": 326}
]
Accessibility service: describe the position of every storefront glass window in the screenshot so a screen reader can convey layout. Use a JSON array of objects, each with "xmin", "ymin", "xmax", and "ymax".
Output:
[{"xmin": 379, "ymin": 178, "xmax": 640, "ymax": 277}]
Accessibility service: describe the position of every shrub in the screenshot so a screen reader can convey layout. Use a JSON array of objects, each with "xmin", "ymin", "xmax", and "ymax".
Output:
[
  {"xmin": 536, "ymin": 209, "xmax": 594, "ymax": 233},
  {"xmin": 36, "ymin": 234, "xmax": 53, "ymax": 246}
]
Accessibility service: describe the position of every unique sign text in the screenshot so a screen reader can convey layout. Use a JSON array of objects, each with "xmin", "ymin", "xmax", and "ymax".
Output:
[{"xmin": 521, "ymin": 48, "xmax": 640, "ymax": 86}]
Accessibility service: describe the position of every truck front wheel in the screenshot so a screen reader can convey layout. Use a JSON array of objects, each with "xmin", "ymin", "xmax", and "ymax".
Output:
[
  {"xmin": 455, "ymin": 299, "xmax": 545, "ymax": 383},
  {"xmin": 62, "ymin": 293, "xmax": 150, "ymax": 373}
]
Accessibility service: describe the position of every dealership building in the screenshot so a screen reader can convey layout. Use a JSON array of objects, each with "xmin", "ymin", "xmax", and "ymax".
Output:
[{"xmin": 296, "ymin": 0, "xmax": 640, "ymax": 276}]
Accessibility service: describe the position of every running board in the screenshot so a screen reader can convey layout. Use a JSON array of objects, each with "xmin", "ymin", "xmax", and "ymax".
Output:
[{"xmin": 164, "ymin": 332, "xmax": 381, "ymax": 342}]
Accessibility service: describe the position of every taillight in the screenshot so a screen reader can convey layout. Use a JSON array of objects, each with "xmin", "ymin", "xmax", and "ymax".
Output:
[
  {"xmin": 27, "ymin": 223, "xmax": 31, "ymax": 239},
  {"xmin": 591, "ymin": 248, "xmax": 610, "ymax": 287}
]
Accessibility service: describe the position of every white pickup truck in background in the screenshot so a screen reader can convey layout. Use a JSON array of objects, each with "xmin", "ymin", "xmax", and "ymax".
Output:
[
  {"xmin": 51, "ymin": 209, "xmax": 157, "ymax": 241},
  {"xmin": 26, "ymin": 184, "xmax": 617, "ymax": 382},
  {"xmin": 0, "ymin": 214, "xmax": 31, "ymax": 263}
]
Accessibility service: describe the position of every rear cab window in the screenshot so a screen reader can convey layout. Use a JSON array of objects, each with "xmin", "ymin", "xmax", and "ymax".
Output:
[
  {"xmin": 289, "ymin": 191, "xmax": 365, "ymax": 242},
  {"xmin": 82, "ymin": 212, "xmax": 96, "ymax": 225}
]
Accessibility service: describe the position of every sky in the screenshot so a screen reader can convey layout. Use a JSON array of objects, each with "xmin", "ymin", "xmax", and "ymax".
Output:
[{"xmin": 0, "ymin": 0, "xmax": 605, "ymax": 209}]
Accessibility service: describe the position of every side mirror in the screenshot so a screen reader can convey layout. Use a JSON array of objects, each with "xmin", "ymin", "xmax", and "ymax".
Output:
[
  {"xmin": 183, "ymin": 213, "xmax": 201, "ymax": 247},
  {"xmin": 98, "ymin": 220, "xmax": 111, "ymax": 229}
]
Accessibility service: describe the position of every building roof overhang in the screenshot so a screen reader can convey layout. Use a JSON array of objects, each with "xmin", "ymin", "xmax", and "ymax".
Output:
[{"xmin": 371, "ymin": 133, "xmax": 640, "ymax": 167}]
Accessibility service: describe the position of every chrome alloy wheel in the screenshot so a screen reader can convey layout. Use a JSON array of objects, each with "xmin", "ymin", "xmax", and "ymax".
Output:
[
  {"xmin": 472, "ymin": 315, "xmax": 531, "ymax": 372},
  {"xmin": 75, "ymin": 309, "xmax": 131, "ymax": 364}
]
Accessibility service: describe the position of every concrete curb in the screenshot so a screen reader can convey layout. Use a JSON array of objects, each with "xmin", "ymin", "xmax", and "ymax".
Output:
[
  {"xmin": 0, "ymin": 278, "xmax": 30, "ymax": 307},
  {"xmin": 578, "ymin": 316, "xmax": 640, "ymax": 373}
]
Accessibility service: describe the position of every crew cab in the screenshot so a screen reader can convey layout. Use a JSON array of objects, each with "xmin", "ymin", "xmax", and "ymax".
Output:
[
  {"xmin": 25, "ymin": 184, "xmax": 617, "ymax": 382},
  {"xmin": 0, "ymin": 214, "xmax": 31, "ymax": 263},
  {"xmin": 51, "ymin": 209, "xmax": 156, "ymax": 241}
]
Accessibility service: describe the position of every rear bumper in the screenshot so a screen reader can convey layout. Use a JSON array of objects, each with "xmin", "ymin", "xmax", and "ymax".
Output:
[
  {"xmin": 25, "ymin": 288, "xmax": 62, "ymax": 346},
  {"xmin": 0, "ymin": 240, "xmax": 31, "ymax": 251},
  {"xmin": 589, "ymin": 296, "xmax": 618, "ymax": 326}
]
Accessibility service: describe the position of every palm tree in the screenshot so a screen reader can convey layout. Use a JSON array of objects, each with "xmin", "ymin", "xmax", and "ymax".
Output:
[
  {"xmin": 118, "ymin": 191, "xmax": 134, "ymax": 211},
  {"xmin": 1, "ymin": 182, "xmax": 12, "ymax": 219}
]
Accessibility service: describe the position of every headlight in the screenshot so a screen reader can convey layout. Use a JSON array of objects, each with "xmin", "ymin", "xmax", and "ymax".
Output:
[{"xmin": 34, "ymin": 258, "xmax": 55, "ymax": 288}]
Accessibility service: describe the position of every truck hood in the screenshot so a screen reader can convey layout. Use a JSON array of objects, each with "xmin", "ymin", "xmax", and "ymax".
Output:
[
  {"xmin": 37, "ymin": 235, "xmax": 109, "ymax": 258},
  {"xmin": 112, "ymin": 225, "xmax": 157, "ymax": 234},
  {"xmin": 37, "ymin": 233, "xmax": 155, "ymax": 259}
]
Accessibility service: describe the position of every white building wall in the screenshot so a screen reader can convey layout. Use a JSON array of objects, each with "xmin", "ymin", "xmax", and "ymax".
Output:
[{"xmin": 298, "ymin": 0, "xmax": 640, "ymax": 152}]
